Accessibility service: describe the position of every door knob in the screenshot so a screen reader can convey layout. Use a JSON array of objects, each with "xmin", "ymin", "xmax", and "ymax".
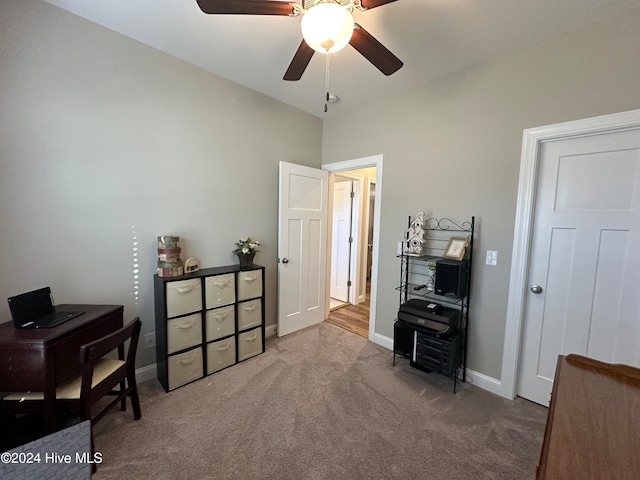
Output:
[
  {"xmin": 281, "ymin": 258, "xmax": 289, "ymax": 264},
  {"xmin": 530, "ymin": 284, "xmax": 543, "ymax": 294}
]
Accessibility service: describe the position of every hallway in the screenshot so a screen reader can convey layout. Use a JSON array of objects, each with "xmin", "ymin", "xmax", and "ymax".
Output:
[{"xmin": 326, "ymin": 283, "xmax": 370, "ymax": 339}]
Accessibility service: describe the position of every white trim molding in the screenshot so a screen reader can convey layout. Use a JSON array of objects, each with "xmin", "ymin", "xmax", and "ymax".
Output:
[
  {"xmin": 135, "ymin": 363, "xmax": 157, "ymax": 384},
  {"xmin": 463, "ymin": 369, "xmax": 503, "ymax": 396},
  {"xmin": 500, "ymin": 108, "xmax": 640, "ymax": 400},
  {"xmin": 322, "ymin": 155, "xmax": 383, "ymax": 345},
  {"xmin": 265, "ymin": 323, "xmax": 277, "ymax": 339},
  {"xmin": 373, "ymin": 332, "xmax": 393, "ymax": 351}
]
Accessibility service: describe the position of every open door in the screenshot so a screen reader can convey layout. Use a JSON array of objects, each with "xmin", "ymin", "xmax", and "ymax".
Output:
[
  {"xmin": 330, "ymin": 178, "xmax": 354, "ymax": 303},
  {"xmin": 277, "ymin": 162, "xmax": 329, "ymax": 336}
]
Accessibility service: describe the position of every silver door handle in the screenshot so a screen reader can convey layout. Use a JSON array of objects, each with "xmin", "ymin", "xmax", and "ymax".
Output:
[
  {"xmin": 530, "ymin": 285, "xmax": 543, "ymax": 294},
  {"xmin": 281, "ymin": 258, "xmax": 289, "ymax": 264}
]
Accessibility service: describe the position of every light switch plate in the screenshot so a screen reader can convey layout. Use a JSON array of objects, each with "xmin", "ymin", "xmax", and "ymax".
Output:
[{"xmin": 486, "ymin": 250, "xmax": 498, "ymax": 266}]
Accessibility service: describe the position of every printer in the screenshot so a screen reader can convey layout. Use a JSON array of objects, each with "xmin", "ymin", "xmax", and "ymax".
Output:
[{"xmin": 397, "ymin": 299, "xmax": 460, "ymax": 338}]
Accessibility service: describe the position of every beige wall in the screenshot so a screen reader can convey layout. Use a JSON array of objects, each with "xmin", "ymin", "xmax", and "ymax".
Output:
[
  {"xmin": 3, "ymin": 0, "xmax": 640, "ymax": 384},
  {"xmin": 0, "ymin": 0, "xmax": 322, "ymax": 367},
  {"xmin": 322, "ymin": 8, "xmax": 640, "ymax": 380}
]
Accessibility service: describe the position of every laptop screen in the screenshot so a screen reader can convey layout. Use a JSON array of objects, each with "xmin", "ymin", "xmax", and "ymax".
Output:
[{"xmin": 8, "ymin": 287, "xmax": 54, "ymax": 326}]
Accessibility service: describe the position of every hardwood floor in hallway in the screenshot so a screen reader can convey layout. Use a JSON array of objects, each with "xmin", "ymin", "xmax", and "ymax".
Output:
[{"xmin": 326, "ymin": 284, "xmax": 370, "ymax": 339}]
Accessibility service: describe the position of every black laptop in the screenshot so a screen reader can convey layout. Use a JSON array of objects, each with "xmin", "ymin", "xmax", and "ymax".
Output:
[{"xmin": 8, "ymin": 287, "xmax": 84, "ymax": 329}]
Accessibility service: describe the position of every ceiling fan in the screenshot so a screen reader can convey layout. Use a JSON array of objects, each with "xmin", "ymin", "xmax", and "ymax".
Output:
[{"xmin": 196, "ymin": 0, "xmax": 403, "ymax": 81}]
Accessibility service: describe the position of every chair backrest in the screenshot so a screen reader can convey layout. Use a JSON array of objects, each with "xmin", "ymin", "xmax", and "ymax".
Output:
[{"xmin": 78, "ymin": 318, "xmax": 141, "ymax": 415}]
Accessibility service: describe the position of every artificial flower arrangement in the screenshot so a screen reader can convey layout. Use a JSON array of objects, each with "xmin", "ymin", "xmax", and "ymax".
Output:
[{"xmin": 232, "ymin": 237, "xmax": 261, "ymax": 255}]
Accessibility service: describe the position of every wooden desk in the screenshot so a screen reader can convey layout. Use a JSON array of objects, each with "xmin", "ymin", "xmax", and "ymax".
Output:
[
  {"xmin": 0, "ymin": 304, "xmax": 124, "ymax": 433},
  {"xmin": 537, "ymin": 354, "xmax": 640, "ymax": 479}
]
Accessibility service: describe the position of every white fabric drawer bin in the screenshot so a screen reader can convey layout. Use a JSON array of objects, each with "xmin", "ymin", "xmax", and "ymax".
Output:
[
  {"xmin": 237, "ymin": 270, "xmax": 262, "ymax": 301},
  {"xmin": 166, "ymin": 279, "xmax": 202, "ymax": 318},
  {"xmin": 167, "ymin": 313, "xmax": 202, "ymax": 354},
  {"xmin": 168, "ymin": 347, "xmax": 203, "ymax": 390},
  {"xmin": 206, "ymin": 337, "xmax": 236, "ymax": 374},
  {"xmin": 205, "ymin": 273, "xmax": 236, "ymax": 309},
  {"xmin": 205, "ymin": 305, "xmax": 235, "ymax": 342},
  {"xmin": 237, "ymin": 299, "xmax": 262, "ymax": 331},
  {"xmin": 238, "ymin": 327, "xmax": 263, "ymax": 362}
]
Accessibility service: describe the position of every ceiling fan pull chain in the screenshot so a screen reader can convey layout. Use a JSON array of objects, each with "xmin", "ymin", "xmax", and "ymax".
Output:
[{"xmin": 324, "ymin": 53, "xmax": 331, "ymax": 112}]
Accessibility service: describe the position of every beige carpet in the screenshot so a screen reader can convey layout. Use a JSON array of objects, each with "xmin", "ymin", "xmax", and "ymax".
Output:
[{"xmin": 92, "ymin": 322, "xmax": 547, "ymax": 479}]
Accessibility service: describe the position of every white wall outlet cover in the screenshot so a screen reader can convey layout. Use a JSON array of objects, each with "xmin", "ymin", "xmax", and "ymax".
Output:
[{"xmin": 184, "ymin": 257, "xmax": 200, "ymax": 273}]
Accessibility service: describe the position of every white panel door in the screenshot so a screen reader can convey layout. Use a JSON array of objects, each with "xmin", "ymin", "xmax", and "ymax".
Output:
[
  {"xmin": 518, "ymin": 129, "xmax": 640, "ymax": 405},
  {"xmin": 277, "ymin": 162, "xmax": 329, "ymax": 336},
  {"xmin": 330, "ymin": 180, "xmax": 353, "ymax": 302}
]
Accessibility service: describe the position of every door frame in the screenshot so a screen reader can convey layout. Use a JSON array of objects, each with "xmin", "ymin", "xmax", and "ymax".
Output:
[
  {"xmin": 501, "ymin": 108, "xmax": 640, "ymax": 400},
  {"xmin": 323, "ymin": 154, "xmax": 383, "ymax": 343}
]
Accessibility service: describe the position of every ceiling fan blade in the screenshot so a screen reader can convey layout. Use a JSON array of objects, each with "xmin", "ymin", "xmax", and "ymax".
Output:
[
  {"xmin": 283, "ymin": 40, "xmax": 315, "ymax": 81},
  {"xmin": 359, "ymin": 0, "xmax": 398, "ymax": 9},
  {"xmin": 196, "ymin": 0, "xmax": 295, "ymax": 15},
  {"xmin": 349, "ymin": 23, "xmax": 403, "ymax": 76}
]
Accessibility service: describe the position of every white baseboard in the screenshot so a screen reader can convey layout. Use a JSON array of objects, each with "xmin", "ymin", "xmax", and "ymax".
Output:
[
  {"xmin": 462, "ymin": 369, "xmax": 505, "ymax": 397},
  {"xmin": 135, "ymin": 363, "xmax": 157, "ymax": 384},
  {"xmin": 265, "ymin": 324, "xmax": 277, "ymax": 339},
  {"xmin": 371, "ymin": 332, "xmax": 393, "ymax": 350},
  {"xmin": 371, "ymin": 332, "xmax": 507, "ymax": 398}
]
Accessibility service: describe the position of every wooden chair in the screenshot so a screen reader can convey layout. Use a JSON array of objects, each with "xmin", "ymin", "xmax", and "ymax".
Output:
[
  {"xmin": 537, "ymin": 354, "xmax": 640, "ymax": 479},
  {"xmin": 2, "ymin": 318, "xmax": 142, "ymax": 470}
]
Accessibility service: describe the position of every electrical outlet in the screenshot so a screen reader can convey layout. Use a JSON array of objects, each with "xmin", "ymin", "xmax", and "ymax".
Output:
[
  {"xmin": 486, "ymin": 250, "xmax": 498, "ymax": 266},
  {"xmin": 144, "ymin": 332, "xmax": 156, "ymax": 349}
]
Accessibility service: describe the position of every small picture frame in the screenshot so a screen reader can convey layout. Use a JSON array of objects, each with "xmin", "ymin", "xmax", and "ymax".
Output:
[{"xmin": 443, "ymin": 237, "xmax": 468, "ymax": 261}]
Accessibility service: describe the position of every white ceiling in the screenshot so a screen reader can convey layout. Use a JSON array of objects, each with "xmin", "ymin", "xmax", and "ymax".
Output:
[{"xmin": 42, "ymin": 0, "xmax": 639, "ymax": 118}]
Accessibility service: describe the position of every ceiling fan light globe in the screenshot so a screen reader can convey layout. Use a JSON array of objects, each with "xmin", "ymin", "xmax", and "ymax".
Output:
[{"xmin": 301, "ymin": 3, "xmax": 354, "ymax": 54}]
